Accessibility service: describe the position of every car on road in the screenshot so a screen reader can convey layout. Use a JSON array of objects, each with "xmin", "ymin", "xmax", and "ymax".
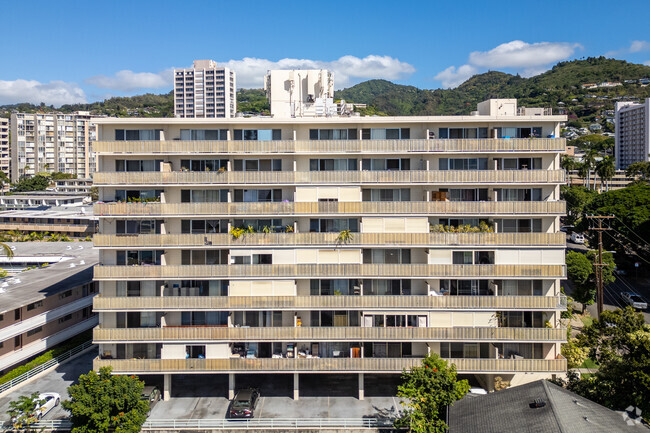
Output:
[
  {"xmin": 620, "ymin": 292, "xmax": 648, "ymax": 310},
  {"xmin": 570, "ymin": 232, "xmax": 585, "ymax": 244},
  {"xmin": 228, "ymin": 388, "xmax": 260, "ymax": 418},
  {"xmin": 140, "ymin": 386, "xmax": 161, "ymax": 414},
  {"xmin": 11, "ymin": 392, "xmax": 60, "ymax": 424}
]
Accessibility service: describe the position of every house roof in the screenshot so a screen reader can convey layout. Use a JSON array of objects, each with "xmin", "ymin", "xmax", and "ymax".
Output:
[{"xmin": 449, "ymin": 380, "xmax": 648, "ymax": 432}]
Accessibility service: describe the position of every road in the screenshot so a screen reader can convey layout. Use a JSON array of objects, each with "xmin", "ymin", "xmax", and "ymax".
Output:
[{"xmin": 0, "ymin": 348, "xmax": 97, "ymax": 423}]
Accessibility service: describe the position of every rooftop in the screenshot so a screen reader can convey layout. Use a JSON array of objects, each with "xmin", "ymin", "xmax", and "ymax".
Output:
[
  {"xmin": 0, "ymin": 206, "xmax": 95, "ymax": 220},
  {"xmin": 449, "ymin": 380, "xmax": 647, "ymax": 432},
  {"xmin": 0, "ymin": 242, "xmax": 97, "ymax": 314}
]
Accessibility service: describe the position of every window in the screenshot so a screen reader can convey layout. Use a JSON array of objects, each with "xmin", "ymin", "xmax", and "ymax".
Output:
[
  {"xmin": 115, "ymin": 190, "xmax": 163, "ymax": 202},
  {"xmin": 310, "ymin": 279, "xmax": 359, "ymax": 296},
  {"xmin": 310, "ymin": 218, "xmax": 359, "ymax": 233},
  {"xmin": 361, "ymin": 128, "xmax": 410, "ymax": 139},
  {"xmin": 232, "ymin": 219, "xmax": 283, "ymax": 233},
  {"xmin": 115, "ymin": 160, "xmax": 162, "ymax": 172},
  {"xmin": 180, "ymin": 129, "xmax": 227, "ymax": 140},
  {"xmin": 27, "ymin": 326, "xmax": 43, "ymax": 337},
  {"xmin": 59, "ymin": 314, "xmax": 73, "ymax": 324},
  {"xmin": 117, "ymin": 220, "xmax": 162, "ymax": 234},
  {"xmin": 0, "ymin": 314, "xmax": 3, "ymax": 322},
  {"xmin": 233, "ymin": 129, "xmax": 281, "ymax": 141},
  {"xmin": 233, "ymin": 189, "xmax": 282, "ymax": 203},
  {"xmin": 361, "ymin": 158, "xmax": 410, "ymax": 171},
  {"xmin": 442, "ymin": 189, "xmax": 489, "ymax": 202},
  {"xmin": 181, "ymin": 250, "xmax": 228, "ymax": 265},
  {"xmin": 452, "ymin": 251, "xmax": 494, "ymax": 265},
  {"xmin": 494, "ymin": 219, "xmax": 543, "ymax": 233},
  {"xmin": 115, "ymin": 129, "xmax": 161, "ymax": 141},
  {"xmin": 181, "ymin": 190, "xmax": 228, "ymax": 203},
  {"xmin": 495, "ymin": 188, "xmax": 543, "ymax": 201},
  {"xmin": 438, "ymin": 128, "xmax": 488, "ymax": 139},
  {"xmin": 27, "ymin": 300, "xmax": 43, "ymax": 311},
  {"xmin": 186, "ymin": 345, "xmax": 206, "ymax": 359},
  {"xmin": 181, "ymin": 219, "xmax": 229, "ymax": 234},
  {"xmin": 309, "ymin": 159, "xmax": 357, "ymax": 171},
  {"xmin": 363, "ymin": 279, "xmax": 411, "ymax": 296},
  {"xmin": 495, "ymin": 127, "xmax": 543, "ymax": 138},
  {"xmin": 116, "ymin": 250, "xmax": 163, "ymax": 266},
  {"xmin": 309, "ymin": 129, "xmax": 358, "ymax": 140},
  {"xmin": 495, "ymin": 158, "xmax": 542, "ymax": 170},
  {"xmin": 59, "ymin": 290, "xmax": 73, "ymax": 299},
  {"xmin": 440, "ymin": 280, "xmax": 492, "ymax": 296},
  {"xmin": 438, "ymin": 158, "xmax": 488, "ymax": 170},
  {"xmin": 180, "ymin": 159, "xmax": 227, "ymax": 172},
  {"xmin": 362, "ymin": 189, "xmax": 410, "ymax": 202},
  {"xmin": 232, "ymin": 159, "xmax": 282, "ymax": 171},
  {"xmin": 363, "ymin": 249, "xmax": 411, "ymax": 264}
]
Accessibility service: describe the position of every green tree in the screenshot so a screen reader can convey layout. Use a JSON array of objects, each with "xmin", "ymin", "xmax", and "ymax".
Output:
[
  {"xmin": 7, "ymin": 392, "xmax": 45, "ymax": 430},
  {"xmin": 625, "ymin": 161, "xmax": 650, "ymax": 181},
  {"xmin": 558, "ymin": 308, "xmax": 650, "ymax": 416},
  {"xmin": 595, "ymin": 156, "xmax": 615, "ymax": 191},
  {"xmin": 395, "ymin": 353, "xmax": 469, "ymax": 433},
  {"xmin": 560, "ymin": 185, "xmax": 597, "ymax": 225},
  {"xmin": 63, "ymin": 367, "xmax": 149, "ymax": 433},
  {"xmin": 566, "ymin": 250, "xmax": 594, "ymax": 311},
  {"xmin": 12, "ymin": 174, "xmax": 50, "ymax": 192}
]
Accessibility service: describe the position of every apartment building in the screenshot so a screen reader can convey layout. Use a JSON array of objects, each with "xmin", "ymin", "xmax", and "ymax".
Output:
[
  {"xmin": 91, "ymin": 98, "xmax": 567, "ymax": 399},
  {"xmin": 0, "ymin": 117, "xmax": 9, "ymax": 178},
  {"xmin": 10, "ymin": 111, "xmax": 97, "ymax": 182},
  {"xmin": 265, "ymin": 70, "xmax": 336, "ymax": 118},
  {"xmin": 0, "ymin": 206, "xmax": 97, "ymax": 238},
  {"xmin": 615, "ymin": 98, "xmax": 650, "ymax": 170},
  {"xmin": 0, "ymin": 242, "xmax": 98, "ymax": 374},
  {"xmin": 174, "ymin": 60, "xmax": 236, "ymax": 119}
]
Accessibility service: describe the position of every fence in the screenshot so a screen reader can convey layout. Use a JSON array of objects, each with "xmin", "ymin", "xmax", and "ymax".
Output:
[
  {"xmin": 0, "ymin": 341, "xmax": 94, "ymax": 394},
  {"xmin": 141, "ymin": 418, "xmax": 396, "ymax": 430}
]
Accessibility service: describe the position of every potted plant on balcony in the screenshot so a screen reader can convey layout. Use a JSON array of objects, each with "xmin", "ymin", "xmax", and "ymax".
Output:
[{"xmin": 336, "ymin": 229, "xmax": 353, "ymax": 245}]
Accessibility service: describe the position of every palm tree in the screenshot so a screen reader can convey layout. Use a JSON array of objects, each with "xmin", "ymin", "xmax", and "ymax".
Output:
[
  {"xmin": 583, "ymin": 149, "xmax": 599, "ymax": 190},
  {"xmin": 596, "ymin": 156, "xmax": 616, "ymax": 192},
  {"xmin": 0, "ymin": 242, "xmax": 13, "ymax": 259},
  {"xmin": 577, "ymin": 161, "xmax": 590, "ymax": 188}
]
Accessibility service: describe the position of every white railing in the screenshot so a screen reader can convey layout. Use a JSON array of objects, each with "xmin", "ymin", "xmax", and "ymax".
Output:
[
  {"xmin": 141, "ymin": 417, "xmax": 395, "ymax": 430},
  {"xmin": 0, "ymin": 341, "xmax": 94, "ymax": 394}
]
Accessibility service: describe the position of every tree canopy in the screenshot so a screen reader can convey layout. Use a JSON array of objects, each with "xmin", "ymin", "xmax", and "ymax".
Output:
[
  {"xmin": 63, "ymin": 367, "xmax": 149, "ymax": 433},
  {"xmin": 395, "ymin": 353, "xmax": 469, "ymax": 433},
  {"xmin": 12, "ymin": 175, "xmax": 50, "ymax": 192},
  {"xmin": 566, "ymin": 250, "xmax": 615, "ymax": 309}
]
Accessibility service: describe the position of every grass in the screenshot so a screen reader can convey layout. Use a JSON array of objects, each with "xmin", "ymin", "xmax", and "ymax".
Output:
[
  {"xmin": 580, "ymin": 315, "xmax": 594, "ymax": 328},
  {"xmin": 579, "ymin": 357, "xmax": 599, "ymax": 370}
]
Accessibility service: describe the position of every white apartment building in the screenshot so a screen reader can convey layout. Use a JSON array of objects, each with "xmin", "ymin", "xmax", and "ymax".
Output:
[
  {"xmin": 174, "ymin": 60, "xmax": 236, "ymax": 119},
  {"xmin": 10, "ymin": 112, "xmax": 97, "ymax": 182},
  {"xmin": 91, "ymin": 98, "xmax": 567, "ymax": 400},
  {"xmin": 0, "ymin": 117, "xmax": 9, "ymax": 178},
  {"xmin": 265, "ymin": 69, "xmax": 336, "ymax": 118},
  {"xmin": 615, "ymin": 98, "xmax": 650, "ymax": 170}
]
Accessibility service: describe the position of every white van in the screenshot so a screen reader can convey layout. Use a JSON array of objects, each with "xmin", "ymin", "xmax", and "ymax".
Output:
[{"xmin": 570, "ymin": 232, "xmax": 585, "ymax": 244}]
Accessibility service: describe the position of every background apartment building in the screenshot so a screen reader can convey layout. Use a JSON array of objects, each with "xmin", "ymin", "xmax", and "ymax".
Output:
[
  {"xmin": 265, "ymin": 69, "xmax": 336, "ymax": 118},
  {"xmin": 615, "ymin": 98, "xmax": 650, "ymax": 170},
  {"xmin": 0, "ymin": 242, "xmax": 98, "ymax": 374},
  {"xmin": 0, "ymin": 118, "xmax": 9, "ymax": 178},
  {"xmin": 174, "ymin": 60, "xmax": 236, "ymax": 119},
  {"xmin": 91, "ymin": 96, "xmax": 567, "ymax": 400},
  {"xmin": 10, "ymin": 112, "xmax": 97, "ymax": 182}
]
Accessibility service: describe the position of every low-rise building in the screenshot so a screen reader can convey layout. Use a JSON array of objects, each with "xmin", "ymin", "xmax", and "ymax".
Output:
[
  {"xmin": 0, "ymin": 242, "xmax": 98, "ymax": 374},
  {"xmin": 0, "ymin": 193, "xmax": 89, "ymax": 210},
  {"xmin": 0, "ymin": 206, "xmax": 97, "ymax": 238}
]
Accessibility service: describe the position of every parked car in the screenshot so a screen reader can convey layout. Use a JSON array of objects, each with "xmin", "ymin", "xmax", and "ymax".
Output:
[
  {"xmin": 140, "ymin": 386, "xmax": 161, "ymax": 414},
  {"xmin": 11, "ymin": 392, "xmax": 60, "ymax": 424},
  {"xmin": 228, "ymin": 388, "xmax": 260, "ymax": 418},
  {"xmin": 570, "ymin": 232, "xmax": 585, "ymax": 244},
  {"xmin": 469, "ymin": 387, "xmax": 487, "ymax": 395},
  {"xmin": 620, "ymin": 292, "xmax": 648, "ymax": 310}
]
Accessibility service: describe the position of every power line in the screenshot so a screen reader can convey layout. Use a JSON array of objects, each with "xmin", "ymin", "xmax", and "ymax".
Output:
[
  {"xmin": 613, "ymin": 216, "xmax": 650, "ymax": 245},
  {"xmin": 603, "ymin": 230, "xmax": 650, "ymax": 266},
  {"xmin": 585, "ymin": 215, "xmax": 614, "ymax": 318}
]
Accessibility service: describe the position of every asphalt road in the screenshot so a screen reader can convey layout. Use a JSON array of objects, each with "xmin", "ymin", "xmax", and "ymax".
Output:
[{"xmin": 0, "ymin": 347, "xmax": 97, "ymax": 423}]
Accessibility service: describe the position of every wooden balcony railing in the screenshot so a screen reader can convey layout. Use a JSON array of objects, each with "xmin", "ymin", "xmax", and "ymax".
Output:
[
  {"xmin": 93, "ymin": 264, "xmax": 566, "ymax": 280},
  {"xmin": 94, "ymin": 200, "xmax": 566, "ymax": 217},
  {"xmin": 93, "ymin": 356, "xmax": 567, "ymax": 374},
  {"xmin": 92, "ymin": 170, "xmax": 565, "ymax": 186},
  {"xmin": 93, "ymin": 295, "xmax": 567, "ymax": 312},
  {"xmin": 93, "ymin": 326, "xmax": 567, "ymax": 343},
  {"xmin": 93, "ymin": 232, "xmax": 566, "ymax": 248},
  {"xmin": 94, "ymin": 138, "xmax": 565, "ymax": 155}
]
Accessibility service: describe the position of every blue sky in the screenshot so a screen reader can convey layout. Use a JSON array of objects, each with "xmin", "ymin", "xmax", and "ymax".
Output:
[{"xmin": 1, "ymin": 0, "xmax": 649, "ymax": 106}]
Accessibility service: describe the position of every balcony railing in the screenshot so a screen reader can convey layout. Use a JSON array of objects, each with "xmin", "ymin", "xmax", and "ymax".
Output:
[
  {"xmin": 93, "ymin": 138, "xmax": 565, "ymax": 155},
  {"xmin": 93, "ymin": 232, "xmax": 566, "ymax": 248},
  {"xmin": 92, "ymin": 170, "xmax": 565, "ymax": 186},
  {"xmin": 94, "ymin": 200, "xmax": 566, "ymax": 217},
  {"xmin": 93, "ymin": 295, "xmax": 567, "ymax": 312},
  {"xmin": 93, "ymin": 356, "xmax": 567, "ymax": 374},
  {"xmin": 93, "ymin": 264, "xmax": 566, "ymax": 280},
  {"xmin": 93, "ymin": 326, "xmax": 567, "ymax": 343}
]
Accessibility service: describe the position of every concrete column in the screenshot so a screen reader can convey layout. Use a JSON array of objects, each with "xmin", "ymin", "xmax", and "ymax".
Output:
[
  {"xmin": 293, "ymin": 130, "xmax": 297, "ymax": 141},
  {"xmin": 293, "ymin": 373, "xmax": 299, "ymax": 400},
  {"xmin": 293, "ymin": 160, "xmax": 297, "ymax": 171},
  {"xmin": 163, "ymin": 374, "xmax": 172, "ymax": 400},
  {"xmin": 229, "ymin": 373, "xmax": 235, "ymax": 400},
  {"xmin": 426, "ymin": 129, "xmax": 430, "ymax": 139},
  {"xmin": 226, "ymin": 129, "xmax": 231, "ymax": 141},
  {"xmin": 358, "ymin": 373, "xmax": 365, "ymax": 400},
  {"xmin": 227, "ymin": 160, "xmax": 232, "ymax": 171}
]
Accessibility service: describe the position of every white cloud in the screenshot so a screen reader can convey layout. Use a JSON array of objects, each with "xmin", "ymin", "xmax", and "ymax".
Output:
[
  {"xmin": 0, "ymin": 79, "xmax": 86, "ymax": 106},
  {"xmin": 434, "ymin": 65, "xmax": 478, "ymax": 89},
  {"xmin": 219, "ymin": 55, "xmax": 415, "ymax": 88},
  {"xmin": 85, "ymin": 69, "xmax": 173, "ymax": 91},
  {"xmin": 435, "ymin": 40, "xmax": 581, "ymax": 88},
  {"xmin": 644, "ymin": 60, "xmax": 650, "ymax": 66},
  {"xmin": 630, "ymin": 40, "xmax": 650, "ymax": 53}
]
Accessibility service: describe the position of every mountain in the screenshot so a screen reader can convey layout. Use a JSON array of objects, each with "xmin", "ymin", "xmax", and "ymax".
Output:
[{"xmin": 2, "ymin": 57, "xmax": 649, "ymax": 123}]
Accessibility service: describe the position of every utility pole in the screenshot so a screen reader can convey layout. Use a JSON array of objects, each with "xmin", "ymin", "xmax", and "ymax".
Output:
[{"xmin": 586, "ymin": 216, "xmax": 614, "ymax": 318}]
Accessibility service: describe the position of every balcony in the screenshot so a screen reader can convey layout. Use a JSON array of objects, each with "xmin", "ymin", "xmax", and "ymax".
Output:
[
  {"xmin": 94, "ymin": 200, "xmax": 566, "ymax": 217},
  {"xmin": 93, "ymin": 264, "xmax": 566, "ymax": 280},
  {"xmin": 93, "ymin": 138, "xmax": 565, "ymax": 155},
  {"xmin": 93, "ymin": 295, "xmax": 567, "ymax": 312},
  {"xmin": 92, "ymin": 170, "xmax": 565, "ymax": 186},
  {"xmin": 93, "ymin": 326, "xmax": 566, "ymax": 343},
  {"xmin": 93, "ymin": 232, "xmax": 566, "ymax": 248},
  {"xmin": 93, "ymin": 356, "xmax": 567, "ymax": 374}
]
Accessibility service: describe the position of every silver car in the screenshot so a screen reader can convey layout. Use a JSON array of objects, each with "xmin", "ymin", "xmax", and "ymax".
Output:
[{"xmin": 621, "ymin": 292, "xmax": 648, "ymax": 310}]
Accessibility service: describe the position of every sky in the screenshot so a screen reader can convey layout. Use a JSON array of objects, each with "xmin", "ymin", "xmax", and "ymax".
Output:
[{"xmin": 1, "ymin": 0, "xmax": 649, "ymax": 107}]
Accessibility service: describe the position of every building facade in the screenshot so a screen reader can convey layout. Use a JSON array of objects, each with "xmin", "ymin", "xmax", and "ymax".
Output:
[
  {"xmin": 0, "ymin": 117, "xmax": 9, "ymax": 178},
  {"xmin": 174, "ymin": 60, "xmax": 236, "ymax": 119},
  {"xmin": 615, "ymin": 98, "xmax": 650, "ymax": 170},
  {"xmin": 9, "ymin": 112, "xmax": 97, "ymax": 182},
  {"xmin": 0, "ymin": 242, "xmax": 98, "ymax": 374},
  {"xmin": 91, "ymin": 99, "xmax": 567, "ymax": 399},
  {"xmin": 265, "ymin": 70, "xmax": 336, "ymax": 118}
]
